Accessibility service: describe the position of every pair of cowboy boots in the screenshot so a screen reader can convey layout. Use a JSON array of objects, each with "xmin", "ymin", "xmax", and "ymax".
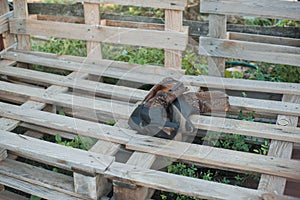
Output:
[{"xmin": 128, "ymin": 77, "xmax": 230, "ymax": 139}]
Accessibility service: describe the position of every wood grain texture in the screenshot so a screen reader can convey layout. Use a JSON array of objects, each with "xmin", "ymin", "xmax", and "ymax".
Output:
[
  {"xmin": 199, "ymin": 37, "xmax": 300, "ymax": 67},
  {"xmin": 228, "ymin": 32, "xmax": 300, "ymax": 47},
  {"xmin": 200, "ymin": 0, "xmax": 300, "ymax": 20},
  {"xmin": 0, "ymin": 159, "xmax": 87, "ymax": 199},
  {"xmin": 0, "ymin": 130, "xmax": 114, "ymax": 174},
  {"xmin": 84, "ymin": 3, "xmax": 102, "ymax": 59},
  {"xmin": 0, "ymin": 0, "xmax": 15, "ymax": 49},
  {"xmin": 73, "ymin": 0, "xmax": 187, "ymax": 10},
  {"xmin": 258, "ymin": 95, "xmax": 300, "ymax": 195},
  {"xmin": 164, "ymin": 10, "xmax": 183, "ymax": 69},
  {"xmin": 9, "ymin": 18, "xmax": 188, "ymax": 51},
  {"xmin": 13, "ymin": 0, "xmax": 30, "ymax": 51},
  {"xmin": 3, "ymin": 50, "xmax": 300, "ymax": 95},
  {"xmin": 106, "ymin": 162, "xmax": 299, "ymax": 200},
  {"xmin": 207, "ymin": 14, "xmax": 226, "ymax": 76}
]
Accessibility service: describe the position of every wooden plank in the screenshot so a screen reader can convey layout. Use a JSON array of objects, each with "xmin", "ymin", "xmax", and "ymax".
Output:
[
  {"xmin": 228, "ymin": 32, "xmax": 300, "ymax": 47},
  {"xmin": 106, "ymin": 162, "xmax": 299, "ymax": 200},
  {"xmin": 113, "ymin": 120, "xmax": 156, "ymax": 200},
  {"xmin": 74, "ymin": 140, "xmax": 120, "ymax": 199},
  {"xmin": 200, "ymin": 0, "xmax": 300, "ymax": 20},
  {"xmin": 258, "ymin": 95, "xmax": 300, "ymax": 195},
  {"xmin": 84, "ymin": 2, "xmax": 102, "ymax": 59},
  {"xmin": 73, "ymin": 0, "xmax": 187, "ymax": 10},
  {"xmin": 199, "ymin": 37, "xmax": 300, "ymax": 67},
  {"xmin": 187, "ymin": 73, "xmax": 300, "ymax": 96},
  {"xmin": 0, "ymin": 53, "xmax": 300, "ymax": 97},
  {"xmin": 126, "ymin": 136, "xmax": 300, "ymax": 182},
  {"xmin": 0, "ymin": 190, "xmax": 28, "ymax": 200},
  {"xmin": 13, "ymin": 0, "xmax": 30, "ymax": 51},
  {"xmin": 206, "ymin": 14, "xmax": 226, "ymax": 76},
  {"xmin": 0, "ymin": 50, "xmax": 182, "ymax": 84},
  {"xmin": 190, "ymin": 115, "xmax": 300, "ymax": 144},
  {"xmin": 0, "ymin": 174, "xmax": 83, "ymax": 200},
  {"xmin": 164, "ymin": 10, "xmax": 183, "ymax": 69},
  {"xmin": 0, "ymin": 0, "xmax": 14, "ymax": 49},
  {"xmin": 9, "ymin": 18, "xmax": 188, "ymax": 51},
  {"xmin": 0, "ymin": 130, "xmax": 114, "ymax": 174},
  {"xmin": 1, "ymin": 101, "xmax": 300, "ymax": 181},
  {"xmin": 0, "ymin": 159, "xmax": 87, "ymax": 199},
  {"xmin": 0, "ymin": 11, "xmax": 13, "ymax": 35},
  {"xmin": 102, "ymin": 19, "xmax": 164, "ymax": 30}
]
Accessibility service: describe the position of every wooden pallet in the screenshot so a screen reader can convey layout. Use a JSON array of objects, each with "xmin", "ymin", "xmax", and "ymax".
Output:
[{"xmin": 0, "ymin": 0, "xmax": 300, "ymax": 199}]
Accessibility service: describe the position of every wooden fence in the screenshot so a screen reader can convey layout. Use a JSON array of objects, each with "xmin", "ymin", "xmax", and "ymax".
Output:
[{"xmin": 0, "ymin": 0, "xmax": 299, "ymax": 199}]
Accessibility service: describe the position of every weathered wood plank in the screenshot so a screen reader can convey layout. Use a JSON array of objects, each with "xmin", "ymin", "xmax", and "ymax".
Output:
[
  {"xmin": 0, "ymin": 130, "xmax": 114, "ymax": 174},
  {"xmin": 126, "ymin": 136, "xmax": 300, "ymax": 181},
  {"xmin": 0, "ymin": 159, "xmax": 87, "ymax": 199},
  {"xmin": 228, "ymin": 32, "xmax": 300, "ymax": 47},
  {"xmin": 84, "ymin": 2, "xmax": 102, "ymax": 59},
  {"xmin": 13, "ymin": 0, "xmax": 30, "ymax": 51},
  {"xmin": 1, "ymin": 101, "xmax": 300, "ymax": 180},
  {"xmin": 0, "ymin": 174, "xmax": 84, "ymax": 200},
  {"xmin": 259, "ymin": 95, "xmax": 300, "ymax": 195},
  {"xmin": 0, "ymin": 149, "xmax": 7, "ymax": 161},
  {"xmin": 0, "ymin": 0, "xmax": 14, "ymax": 50},
  {"xmin": 190, "ymin": 115, "xmax": 300, "ymax": 144},
  {"xmin": 2, "ymin": 51, "xmax": 300, "ymax": 96},
  {"xmin": 9, "ymin": 18, "xmax": 188, "ymax": 51},
  {"xmin": 26, "ymin": 3, "xmax": 300, "ymax": 38},
  {"xmin": 200, "ymin": 0, "xmax": 300, "ymax": 20},
  {"xmin": 105, "ymin": 162, "xmax": 299, "ymax": 200},
  {"xmin": 164, "ymin": 10, "xmax": 183, "ymax": 69},
  {"xmin": 73, "ymin": 0, "xmax": 187, "ymax": 10},
  {"xmin": 199, "ymin": 37, "xmax": 300, "ymax": 67},
  {"xmin": 207, "ymin": 14, "xmax": 226, "ymax": 76}
]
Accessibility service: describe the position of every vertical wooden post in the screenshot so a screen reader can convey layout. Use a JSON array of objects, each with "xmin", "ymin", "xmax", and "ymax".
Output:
[
  {"xmin": 164, "ymin": 10, "xmax": 183, "ymax": 69},
  {"xmin": 0, "ymin": 0, "xmax": 15, "ymax": 50},
  {"xmin": 258, "ymin": 95, "xmax": 299, "ymax": 194},
  {"xmin": 84, "ymin": 3, "xmax": 102, "ymax": 60},
  {"xmin": 13, "ymin": 0, "xmax": 30, "ymax": 51},
  {"xmin": 207, "ymin": 14, "xmax": 226, "ymax": 77}
]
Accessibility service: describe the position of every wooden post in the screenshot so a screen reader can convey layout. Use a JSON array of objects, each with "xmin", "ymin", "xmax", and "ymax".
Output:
[
  {"xmin": 207, "ymin": 14, "xmax": 226, "ymax": 77},
  {"xmin": 0, "ymin": 0, "xmax": 15, "ymax": 50},
  {"xmin": 13, "ymin": 0, "xmax": 30, "ymax": 51},
  {"xmin": 84, "ymin": 3, "xmax": 102, "ymax": 60},
  {"xmin": 164, "ymin": 10, "xmax": 183, "ymax": 69},
  {"xmin": 258, "ymin": 95, "xmax": 299, "ymax": 194}
]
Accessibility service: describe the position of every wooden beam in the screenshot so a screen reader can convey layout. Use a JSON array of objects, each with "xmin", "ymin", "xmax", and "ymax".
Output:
[
  {"xmin": 9, "ymin": 18, "xmax": 188, "ymax": 51},
  {"xmin": 200, "ymin": 0, "xmax": 300, "ymax": 21},
  {"xmin": 258, "ymin": 95, "xmax": 300, "ymax": 194},
  {"xmin": 199, "ymin": 37, "xmax": 300, "ymax": 67},
  {"xmin": 206, "ymin": 14, "xmax": 226, "ymax": 76},
  {"xmin": 164, "ymin": 9, "xmax": 184, "ymax": 69}
]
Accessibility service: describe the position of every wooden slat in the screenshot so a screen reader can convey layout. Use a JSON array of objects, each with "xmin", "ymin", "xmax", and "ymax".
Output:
[
  {"xmin": 9, "ymin": 18, "xmax": 188, "ymax": 51},
  {"xmin": 0, "ymin": 174, "xmax": 83, "ymax": 200},
  {"xmin": 207, "ymin": 14, "xmax": 226, "ymax": 76},
  {"xmin": 199, "ymin": 37, "xmax": 300, "ymax": 67},
  {"xmin": 228, "ymin": 32, "xmax": 300, "ymax": 47},
  {"xmin": 0, "ymin": 50, "xmax": 182, "ymax": 84},
  {"xmin": 187, "ymin": 75, "xmax": 300, "ymax": 96},
  {"xmin": 0, "ymin": 131, "xmax": 114, "ymax": 174},
  {"xmin": 73, "ymin": 0, "xmax": 187, "ymax": 10},
  {"xmin": 0, "ymin": 159, "xmax": 86, "ymax": 199},
  {"xmin": 190, "ymin": 115, "xmax": 300, "ymax": 144},
  {"xmin": 259, "ymin": 95, "xmax": 300, "ymax": 195},
  {"xmin": 0, "ymin": 102, "xmax": 300, "ymax": 181},
  {"xmin": 0, "ymin": 52, "xmax": 300, "ymax": 96},
  {"xmin": 0, "ymin": 0, "xmax": 14, "ymax": 50},
  {"xmin": 13, "ymin": 0, "xmax": 30, "ymax": 51},
  {"xmin": 105, "ymin": 162, "xmax": 298, "ymax": 200},
  {"xmin": 200, "ymin": 0, "xmax": 300, "ymax": 20},
  {"xmin": 164, "ymin": 10, "xmax": 183, "ymax": 69}
]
